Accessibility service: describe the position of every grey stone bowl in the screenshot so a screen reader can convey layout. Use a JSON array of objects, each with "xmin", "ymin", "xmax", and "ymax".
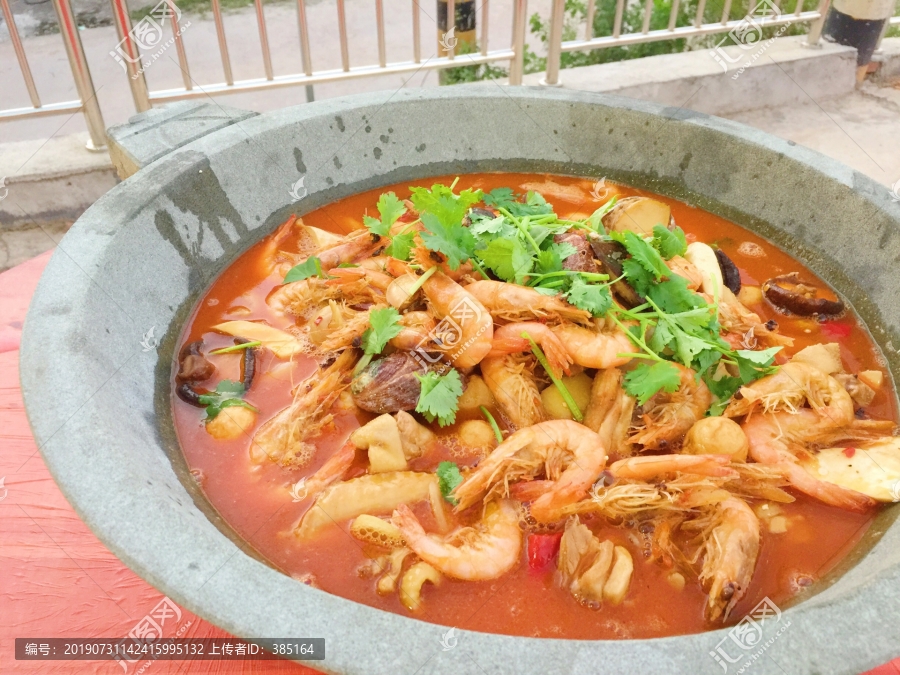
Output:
[{"xmin": 20, "ymin": 86, "xmax": 900, "ymax": 675}]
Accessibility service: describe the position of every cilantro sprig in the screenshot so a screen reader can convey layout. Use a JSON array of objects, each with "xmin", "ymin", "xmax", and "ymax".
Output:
[
  {"xmin": 283, "ymin": 256, "xmax": 326, "ymax": 283},
  {"xmin": 363, "ymin": 192, "xmax": 405, "ymax": 236},
  {"xmin": 197, "ymin": 380, "xmax": 258, "ymax": 420},
  {"xmin": 415, "ymin": 369, "xmax": 464, "ymax": 427},
  {"xmin": 354, "ymin": 307, "xmax": 404, "ymax": 375},
  {"xmin": 436, "ymin": 461, "xmax": 464, "ymax": 505}
]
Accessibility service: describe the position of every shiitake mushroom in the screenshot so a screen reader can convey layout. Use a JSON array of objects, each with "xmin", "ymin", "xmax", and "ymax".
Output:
[
  {"xmin": 352, "ymin": 352, "xmax": 464, "ymax": 413},
  {"xmin": 762, "ymin": 272, "xmax": 844, "ymax": 317},
  {"xmin": 714, "ymin": 248, "xmax": 742, "ymax": 295},
  {"xmin": 588, "ymin": 235, "xmax": 644, "ymax": 308}
]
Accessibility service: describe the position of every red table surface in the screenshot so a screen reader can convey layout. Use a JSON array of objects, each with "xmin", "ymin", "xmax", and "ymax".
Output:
[{"xmin": 1, "ymin": 251, "xmax": 897, "ymax": 675}]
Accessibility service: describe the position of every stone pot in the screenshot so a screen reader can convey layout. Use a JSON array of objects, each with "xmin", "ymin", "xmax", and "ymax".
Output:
[{"xmin": 20, "ymin": 87, "xmax": 900, "ymax": 675}]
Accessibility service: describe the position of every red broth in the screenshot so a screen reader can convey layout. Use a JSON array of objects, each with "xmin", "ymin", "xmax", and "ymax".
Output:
[{"xmin": 173, "ymin": 173, "xmax": 895, "ymax": 639}]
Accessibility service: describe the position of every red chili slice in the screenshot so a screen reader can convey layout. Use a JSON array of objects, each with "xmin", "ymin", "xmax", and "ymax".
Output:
[
  {"xmin": 527, "ymin": 533, "xmax": 563, "ymax": 570},
  {"xmin": 843, "ymin": 447, "xmax": 856, "ymax": 458},
  {"xmin": 821, "ymin": 322, "xmax": 852, "ymax": 340}
]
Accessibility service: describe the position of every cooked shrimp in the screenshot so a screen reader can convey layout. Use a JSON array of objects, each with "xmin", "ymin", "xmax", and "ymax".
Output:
[
  {"xmin": 717, "ymin": 287, "xmax": 793, "ymax": 349},
  {"xmin": 319, "ymin": 305, "xmax": 388, "ymax": 352},
  {"xmin": 325, "ymin": 266, "xmax": 393, "ymax": 292},
  {"xmin": 251, "ymin": 350, "xmax": 357, "ymax": 467},
  {"xmin": 290, "ymin": 440, "xmax": 357, "ymax": 501},
  {"xmin": 454, "ymin": 420, "xmax": 608, "ymax": 522},
  {"xmin": 421, "ymin": 271, "xmax": 493, "ymax": 369},
  {"xmin": 277, "ymin": 231, "xmax": 384, "ymax": 278},
  {"xmin": 465, "ymin": 280, "xmax": 592, "ymax": 325},
  {"xmin": 480, "ymin": 354, "xmax": 546, "ymax": 430},
  {"xmin": 725, "ymin": 361, "xmax": 844, "ymax": 417},
  {"xmin": 667, "ymin": 255, "xmax": 704, "ymax": 291},
  {"xmin": 410, "ymin": 244, "xmax": 475, "ymax": 281},
  {"xmin": 551, "ymin": 322, "xmax": 639, "ymax": 369},
  {"xmin": 487, "ymin": 322, "xmax": 572, "ymax": 378},
  {"xmin": 583, "ymin": 369, "xmax": 635, "ymax": 457},
  {"xmin": 391, "ymin": 500, "xmax": 522, "ymax": 581},
  {"xmin": 629, "ymin": 364, "xmax": 712, "ymax": 449},
  {"xmin": 739, "ymin": 367, "xmax": 884, "ymax": 511},
  {"xmin": 610, "ymin": 454, "xmax": 737, "ymax": 481},
  {"xmin": 268, "ymin": 276, "xmax": 381, "ymax": 318},
  {"xmin": 389, "ymin": 311, "xmax": 437, "ymax": 351},
  {"xmin": 693, "ymin": 497, "xmax": 760, "ymax": 621}
]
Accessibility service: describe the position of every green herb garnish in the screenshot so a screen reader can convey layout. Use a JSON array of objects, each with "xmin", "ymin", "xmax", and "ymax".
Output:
[
  {"xmin": 436, "ymin": 461, "xmax": 464, "ymax": 505},
  {"xmin": 415, "ymin": 369, "xmax": 464, "ymax": 427},
  {"xmin": 197, "ymin": 380, "xmax": 258, "ymax": 420}
]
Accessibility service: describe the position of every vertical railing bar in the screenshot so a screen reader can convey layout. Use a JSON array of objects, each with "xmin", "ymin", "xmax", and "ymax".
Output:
[
  {"xmin": 52, "ymin": 0, "xmax": 107, "ymax": 149},
  {"xmin": 873, "ymin": 6, "xmax": 893, "ymax": 52},
  {"xmin": 336, "ymin": 0, "xmax": 350, "ymax": 71},
  {"xmin": 254, "ymin": 0, "xmax": 274, "ymax": 80},
  {"xmin": 641, "ymin": 0, "xmax": 653, "ymax": 33},
  {"xmin": 543, "ymin": 0, "xmax": 564, "ymax": 84},
  {"xmin": 693, "ymin": 0, "xmax": 707, "ymax": 28},
  {"xmin": 509, "ymin": 0, "xmax": 526, "ymax": 84},
  {"xmin": 376, "ymin": 0, "xmax": 386, "ymax": 68},
  {"xmin": 584, "ymin": 0, "xmax": 596, "ymax": 39},
  {"xmin": 667, "ymin": 0, "xmax": 681, "ymax": 30},
  {"xmin": 720, "ymin": 0, "xmax": 732, "ymax": 23},
  {"xmin": 412, "ymin": 0, "xmax": 421, "ymax": 63},
  {"xmin": 613, "ymin": 0, "xmax": 625, "ymax": 37},
  {"xmin": 480, "ymin": 0, "xmax": 489, "ymax": 55},
  {"xmin": 794, "ymin": 0, "xmax": 803, "ymax": 16},
  {"xmin": 167, "ymin": 0, "xmax": 192, "ymax": 90},
  {"xmin": 295, "ymin": 0, "xmax": 314, "ymax": 100},
  {"xmin": 108, "ymin": 0, "xmax": 151, "ymax": 112},
  {"xmin": 1, "ymin": 0, "xmax": 41, "ymax": 108},
  {"xmin": 447, "ymin": 0, "xmax": 455, "ymax": 59},
  {"xmin": 210, "ymin": 0, "xmax": 233, "ymax": 85},
  {"xmin": 804, "ymin": 0, "xmax": 831, "ymax": 44}
]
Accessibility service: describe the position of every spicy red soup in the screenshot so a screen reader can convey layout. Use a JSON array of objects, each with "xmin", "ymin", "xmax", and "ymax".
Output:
[{"xmin": 173, "ymin": 173, "xmax": 896, "ymax": 640}]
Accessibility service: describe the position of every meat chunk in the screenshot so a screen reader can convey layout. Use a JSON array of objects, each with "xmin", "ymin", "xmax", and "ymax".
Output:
[{"xmin": 554, "ymin": 232, "xmax": 597, "ymax": 273}]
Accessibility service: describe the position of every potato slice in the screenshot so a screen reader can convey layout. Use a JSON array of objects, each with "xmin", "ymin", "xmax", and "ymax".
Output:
[
  {"xmin": 213, "ymin": 320, "xmax": 304, "ymax": 359},
  {"xmin": 603, "ymin": 546, "xmax": 634, "ymax": 605},
  {"xmin": 457, "ymin": 374, "xmax": 496, "ymax": 411},
  {"xmin": 603, "ymin": 197, "xmax": 671, "ymax": 235},
  {"xmin": 541, "ymin": 373, "xmax": 593, "ymax": 420},
  {"xmin": 858, "ymin": 370, "xmax": 884, "ymax": 391},
  {"xmin": 296, "ymin": 472, "xmax": 437, "ymax": 538}
]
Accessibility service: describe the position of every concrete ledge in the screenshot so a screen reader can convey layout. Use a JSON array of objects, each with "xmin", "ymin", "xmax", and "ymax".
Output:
[
  {"xmin": 0, "ymin": 132, "xmax": 117, "ymax": 230},
  {"xmin": 873, "ymin": 37, "xmax": 900, "ymax": 84},
  {"xmin": 523, "ymin": 35, "xmax": 859, "ymax": 116}
]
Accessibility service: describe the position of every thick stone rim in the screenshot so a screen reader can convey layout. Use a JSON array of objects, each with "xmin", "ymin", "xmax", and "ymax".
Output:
[{"xmin": 20, "ymin": 86, "xmax": 900, "ymax": 675}]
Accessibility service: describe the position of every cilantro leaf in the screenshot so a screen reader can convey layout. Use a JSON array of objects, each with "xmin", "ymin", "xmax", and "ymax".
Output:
[
  {"xmin": 482, "ymin": 187, "xmax": 516, "ymax": 209},
  {"xmin": 623, "ymin": 361, "xmax": 682, "ymax": 405},
  {"xmin": 415, "ymin": 369, "xmax": 464, "ymax": 427},
  {"xmin": 283, "ymin": 256, "xmax": 324, "ymax": 283},
  {"xmin": 436, "ymin": 461, "xmax": 464, "ymax": 505},
  {"xmin": 652, "ymin": 225, "xmax": 688, "ymax": 259},
  {"xmin": 409, "ymin": 183, "xmax": 482, "ymax": 229},
  {"xmin": 384, "ymin": 230, "xmax": 415, "ymax": 260},
  {"xmin": 734, "ymin": 347, "xmax": 781, "ymax": 382},
  {"xmin": 609, "ymin": 230, "xmax": 670, "ymax": 280},
  {"xmin": 363, "ymin": 192, "xmax": 406, "ymax": 236},
  {"xmin": 566, "ymin": 278, "xmax": 612, "ymax": 317},
  {"xmin": 419, "ymin": 212, "xmax": 478, "ymax": 270},
  {"xmin": 506, "ymin": 191, "xmax": 555, "ymax": 217},
  {"xmin": 362, "ymin": 307, "xmax": 403, "ymax": 355},
  {"xmin": 197, "ymin": 380, "xmax": 258, "ymax": 420},
  {"xmin": 477, "ymin": 237, "xmax": 533, "ymax": 283},
  {"xmin": 647, "ymin": 277, "xmax": 705, "ymax": 315}
]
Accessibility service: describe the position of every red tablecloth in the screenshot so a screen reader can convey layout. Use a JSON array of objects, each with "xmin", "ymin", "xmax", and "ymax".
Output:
[
  {"xmin": 2, "ymin": 251, "xmax": 898, "ymax": 675},
  {"xmin": 1, "ymin": 250, "xmax": 318, "ymax": 674}
]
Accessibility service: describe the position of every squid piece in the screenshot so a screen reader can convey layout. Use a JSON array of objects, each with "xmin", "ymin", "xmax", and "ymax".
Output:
[{"xmin": 399, "ymin": 562, "xmax": 441, "ymax": 611}]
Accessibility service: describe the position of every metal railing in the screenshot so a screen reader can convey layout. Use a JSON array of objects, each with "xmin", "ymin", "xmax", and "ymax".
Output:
[
  {"xmin": 109, "ymin": 0, "xmax": 528, "ymax": 113},
  {"xmin": 542, "ymin": 0, "xmax": 837, "ymax": 86},
  {"xmin": 0, "ymin": 0, "xmax": 107, "ymax": 150},
  {"xmin": 2, "ymin": 0, "xmax": 899, "ymax": 150}
]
